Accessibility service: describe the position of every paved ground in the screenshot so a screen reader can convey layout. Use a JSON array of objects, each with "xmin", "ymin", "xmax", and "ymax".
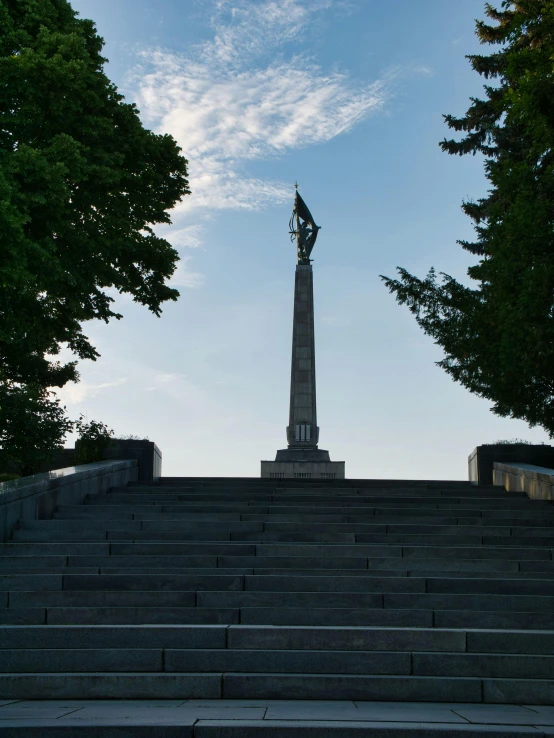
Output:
[{"xmin": 2, "ymin": 699, "xmax": 554, "ymax": 733}]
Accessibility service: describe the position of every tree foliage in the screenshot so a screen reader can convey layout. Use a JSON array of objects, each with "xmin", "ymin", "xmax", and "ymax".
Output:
[
  {"xmin": 0, "ymin": 382, "xmax": 73, "ymax": 476},
  {"xmin": 74, "ymin": 414, "xmax": 114, "ymax": 464},
  {"xmin": 382, "ymin": 1, "xmax": 554, "ymax": 435},
  {"xmin": 0, "ymin": 0, "xmax": 190, "ymax": 389}
]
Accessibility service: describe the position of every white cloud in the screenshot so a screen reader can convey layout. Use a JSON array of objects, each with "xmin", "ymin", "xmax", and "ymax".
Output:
[
  {"xmin": 154, "ymin": 373, "xmax": 183, "ymax": 384},
  {"xmin": 131, "ymin": 0, "xmax": 393, "ymax": 212},
  {"xmin": 57, "ymin": 378, "xmax": 128, "ymax": 405},
  {"xmin": 163, "ymin": 224, "xmax": 204, "ymax": 249}
]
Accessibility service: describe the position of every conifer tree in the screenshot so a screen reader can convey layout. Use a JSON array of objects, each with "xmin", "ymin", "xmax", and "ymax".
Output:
[{"xmin": 382, "ymin": 1, "xmax": 554, "ymax": 435}]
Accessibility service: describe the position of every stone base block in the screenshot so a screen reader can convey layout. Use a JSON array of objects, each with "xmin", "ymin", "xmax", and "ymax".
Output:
[{"xmin": 260, "ymin": 461, "xmax": 345, "ymax": 480}]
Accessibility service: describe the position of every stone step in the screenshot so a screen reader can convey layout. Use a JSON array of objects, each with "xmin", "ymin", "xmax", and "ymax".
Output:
[
  {"xmin": 62, "ymin": 574, "xmax": 245, "ymax": 591},
  {"xmin": 12, "ymin": 530, "xmax": 234, "ymax": 542},
  {"xmin": 250, "ymin": 568, "xmax": 554, "ymax": 579},
  {"xmin": 239, "ymin": 607, "xmax": 554, "ymax": 629},
  {"xmin": 196, "ymin": 590, "xmax": 554, "ymax": 612},
  {"xmin": 8, "ymin": 590, "xmax": 209, "ymax": 608},
  {"xmin": 0, "ymin": 609, "xmax": 46, "ymax": 624},
  {"xmin": 54, "ymin": 504, "xmax": 554, "ymax": 519},
  {"xmin": 5, "ymin": 563, "xmax": 546, "ymax": 579},
  {"xmin": 240, "ymin": 574, "xmax": 554, "ymax": 595},
  {"xmin": 18, "ymin": 516, "xmax": 554, "ymax": 531},
  {"xmin": 0, "ymin": 673, "xmax": 221, "ymax": 699},
  {"xmin": 127, "ymin": 485, "xmax": 518, "ymax": 495},
  {"xmin": 164, "ymin": 720, "xmax": 552, "ymax": 737},
  {"xmin": 1, "ymin": 543, "xmax": 111, "ymax": 555},
  {"xmin": 0, "ymin": 649, "xmax": 163, "ymax": 672},
  {"xmin": 0, "ymin": 558, "xmax": 547, "ymax": 575},
  {"xmin": 2, "ymin": 671, "xmax": 544, "ymax": 703},
  {"xmin": 0, "ymin": 625, "xmax": 226, "ymax": 648},
  {"xmin": 227, "ymin": 625, "xmax": 554, "ymax": 652},
  {"xmin": 46, "ymin": 608, "xmax": 240, "ymax": 624},
  {"xmin": 2, "ymin": 647, "xmax": 550, "ymax": 678},
  {"xmin": 84, "ymin": 496, "xmax": 534, "ymax": 507},
  {"xmin": 0, "ymin": 573, "xmax": 244, "ymax": 592}
]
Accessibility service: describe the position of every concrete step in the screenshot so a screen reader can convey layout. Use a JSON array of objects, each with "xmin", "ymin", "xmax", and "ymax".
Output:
[
  {"xmin": 239, "ymin": 607, "xmax": 554, "ymax": 629},
  {"xmin": 196, "ymin": 590, "xmax": 554, "ymax": 611},
  {"xmin": 0, "ymin": 723, "xmax": 545, "ymax": 738},
  {"xmin": 0, "ymin": 625, "xmax": 226, "ymax": 648},
  {"xmin": 0, "ymin": 647, "xmax": 536, "ymax": 680},
  {"xmin": 0, "ymin": 673, "xmax": 221, "ymax": 699},
  {"xmin": 8, "ymin": 669, "xmax": 553, "ymax": 703},
  {"xmin": 9, "ymin": 590, "xmax": 201, "ymax": 607},
  {"xmin": 61, "ymin": 574, "xmax": 245, "ymax": 591},
  {"xmin": 45, "ymin": 608, "xmax": 240, "ymax": 624},
  {"xmin": 0, "ymin": 609, "xmax": 46, "ymax": 624}
]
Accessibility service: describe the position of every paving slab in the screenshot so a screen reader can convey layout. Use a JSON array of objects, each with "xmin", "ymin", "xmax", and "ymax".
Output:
[{"xmin": 451, "ymin": 705, "xmax": 549, "ymax": 725}]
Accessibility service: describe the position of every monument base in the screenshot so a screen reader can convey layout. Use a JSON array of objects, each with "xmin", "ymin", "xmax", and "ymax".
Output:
[
  {"xmin": 261, "ymin": 448, "xmax": 345, "ymax": 479},
  {"xmin": 275, "ymin": 447, "xmax": 330, "ymax": 462}
]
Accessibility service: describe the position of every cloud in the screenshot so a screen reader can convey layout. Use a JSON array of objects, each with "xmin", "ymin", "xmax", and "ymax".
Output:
[
  {"xmin": 131, "ymin": 0, "xmax": 394, "ymax": 212},
  {"xmin": 162, "ymin": 225, "xmax": 204, "ymax": 249},
  {"xmin": 168, "ymin": 255, "xmax": 205, "ymax": 288},
  {"xmin": 57, "ymin": 378, "xmax": 128, "ymax": 405}
]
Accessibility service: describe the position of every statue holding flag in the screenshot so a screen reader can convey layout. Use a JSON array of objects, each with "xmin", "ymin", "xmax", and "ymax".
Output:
[{"xmin": 289, "ymin": 187, "xmax": 320, "ymax": 265}]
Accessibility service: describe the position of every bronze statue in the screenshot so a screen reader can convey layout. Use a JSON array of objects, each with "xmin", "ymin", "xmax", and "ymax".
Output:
[{"xmin": 289, "ymin": 186, "xmax": 320, "ymax": 265}]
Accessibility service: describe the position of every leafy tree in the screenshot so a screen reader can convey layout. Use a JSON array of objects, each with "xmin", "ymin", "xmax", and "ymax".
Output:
[
  {"xmin": 382, "ymin": 1, "xmax": 554, "ymax": 435},
  {"xmin": 74, "ymin": 414, "xmax": 113, "ymax": 464},
  {"xmin": 0, "ymin": 0, "xmax": 190, "ymax": 389},
  {"xmin": 0, "ymin": 382, "xmax": 73, "ymax": 476}
]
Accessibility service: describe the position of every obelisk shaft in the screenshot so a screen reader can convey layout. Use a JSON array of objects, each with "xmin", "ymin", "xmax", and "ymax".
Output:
[{"xmin": 286, "ymin": 264, "xmax": 319, "ymax": 448}]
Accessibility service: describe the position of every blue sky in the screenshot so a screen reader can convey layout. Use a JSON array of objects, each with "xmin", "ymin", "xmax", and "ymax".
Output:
[{"xmin": 61, "ymin": 0, "xmax": 551, "ymax": 479}]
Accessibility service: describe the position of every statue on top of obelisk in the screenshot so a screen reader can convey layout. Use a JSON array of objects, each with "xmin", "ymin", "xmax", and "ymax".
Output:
[
  {"xmin": 289, "ymin": 185, "xmax": 321, "ymax": 265},
  {"xmin": 260, "ymin": 186, "xmax": 345, "ymax": 479}
]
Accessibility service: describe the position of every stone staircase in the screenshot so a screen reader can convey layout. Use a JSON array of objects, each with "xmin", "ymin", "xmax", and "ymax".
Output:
[{"xmin": 2, "ymin": 476, "xmax": 554, "ymax": 709}]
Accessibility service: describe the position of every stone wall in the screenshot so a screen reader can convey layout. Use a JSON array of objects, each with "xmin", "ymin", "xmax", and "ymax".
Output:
[
  {"xmin": 469, "ymin": 444, "xmax": 554, "ymax": 485},
  {"xmin": 493, "ymin": 461, "xmax": 554, "ymax": 501},
  {"xmin": 0, "ymin": 460, "xmax": 137, "ymax": 543}
]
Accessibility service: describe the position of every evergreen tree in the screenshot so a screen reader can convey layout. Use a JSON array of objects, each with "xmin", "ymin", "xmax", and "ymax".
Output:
[{"xmin": 382, "ymin": 1, "xmax": 554, "ymax": 435}]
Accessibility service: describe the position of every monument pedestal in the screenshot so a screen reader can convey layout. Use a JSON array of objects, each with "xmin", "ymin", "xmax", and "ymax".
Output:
[
  {"xmin": 262, "ymin": 446, "xmax": 345, "ymax": 480},
  {"xmin": 261, "ymin": 455, "xmax": 345, "ymax": 480}
]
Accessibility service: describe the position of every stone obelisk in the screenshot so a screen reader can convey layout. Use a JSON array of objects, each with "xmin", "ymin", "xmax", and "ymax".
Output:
[{"xmin": 261, "ymin": 189, "xmax": 345, "ymax": 480}]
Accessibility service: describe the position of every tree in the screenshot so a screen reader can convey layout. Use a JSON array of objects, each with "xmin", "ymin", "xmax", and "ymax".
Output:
[
  {"xmin": 0, "ymin": 0, "xmax": 190, "ymax": 389},
  {"xmin": 382, "ymin": 1, "xmax": 554, "ymax": 435},
  {"xmin": 74, "ymin": 414, "xmax": 113, "ymax": 464},
  {"xmin": 0, "ymin": 382, "xmax": 73, "ymax": 476}
]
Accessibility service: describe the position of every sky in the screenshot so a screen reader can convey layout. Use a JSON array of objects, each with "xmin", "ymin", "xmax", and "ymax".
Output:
[{"xmin": 61, "ymin": 0, "xmax": 552, "ymax": 480}]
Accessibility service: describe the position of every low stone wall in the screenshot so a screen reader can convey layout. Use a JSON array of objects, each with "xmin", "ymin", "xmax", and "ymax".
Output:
[
  {"xmin": 0, "ymin": 459, "xmax": 137, "ymax": 543},
  {"xmin": 493, "ymin": 462, "xmax": 554, "ymax": 501},
  {"xmin": 469, "ymin": 444, "xmax": 554, "ymax": 485}
]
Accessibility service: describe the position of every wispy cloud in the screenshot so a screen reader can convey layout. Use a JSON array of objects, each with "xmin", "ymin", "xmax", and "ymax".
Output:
[
  {"xmin": 57, "ymin": 378, "xmax": 128, "ymax": 405},
  {"xmin": 163, "ymin": 224, "xmax": 204, "ymax": 249},
  {"xmin": 131, "ymin": 0, "xmax": 394, "ymax": 212},
  {"xmin": 168, "ymin": 255, "xmax": 205, "ymax": 288}
]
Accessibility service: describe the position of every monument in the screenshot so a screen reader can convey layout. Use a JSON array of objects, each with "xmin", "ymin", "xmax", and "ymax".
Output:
[{"xmin": 261, "ymin": 188, "xmax": 345, "ymax": 479}]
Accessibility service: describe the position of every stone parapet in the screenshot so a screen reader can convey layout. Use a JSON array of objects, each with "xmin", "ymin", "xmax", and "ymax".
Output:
[
  {"xmin": 469, "ymin": 443, "xmax": 554, "ymax": 485},
  {"xmin": 493, "ymin": 461, "xmax": 554, "ymax": 501},
  {"xmin": 0, "ymin": 460, "xmax": 137, "ymax": 543}
]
